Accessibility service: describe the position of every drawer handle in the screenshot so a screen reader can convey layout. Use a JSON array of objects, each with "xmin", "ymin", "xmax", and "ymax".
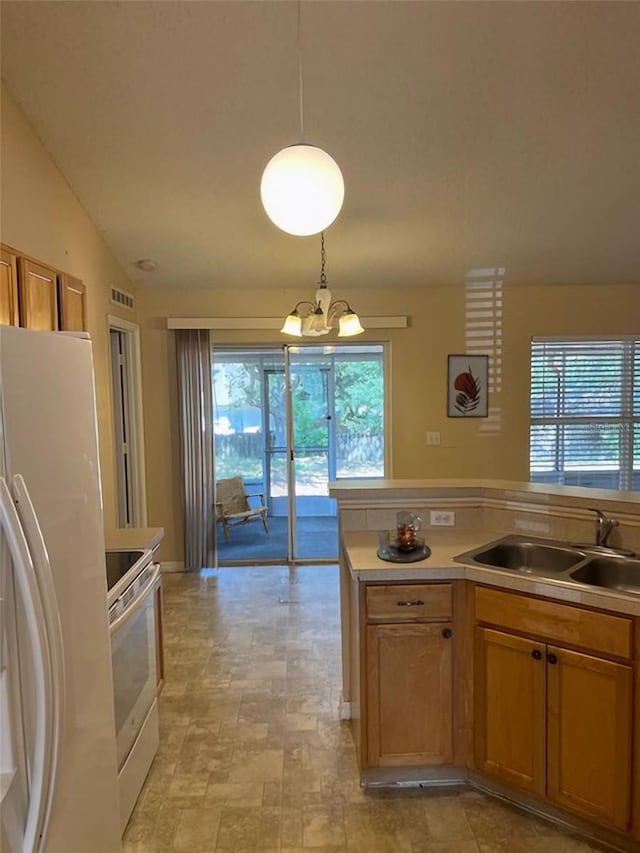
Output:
[
  {"xmin": 442, "ymin": 628, "xmax": 453, "ymax": 639},
  {"xmin": 531, "ymin": 649, "xmax": 542, "ymax": 661},
  {"xmin": 396, "ymin": 599, "xmax": 424, "ymax": 607},
  {"xmin": 547, "ymin": 653, "xmax": 558, "ymax": 665}
]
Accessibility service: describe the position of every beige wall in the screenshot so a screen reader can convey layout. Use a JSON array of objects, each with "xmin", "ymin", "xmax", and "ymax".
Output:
[
  {"xmin": 3, "ymin": 83, "xmax": 638, "ymax": 563},
  {"xmin": 137, "ymin": 282, "xmax": 639, "ymax": 563},
  {"xmin": 0, "ymin": 83, "xmax": 136, "ymax": 528}
]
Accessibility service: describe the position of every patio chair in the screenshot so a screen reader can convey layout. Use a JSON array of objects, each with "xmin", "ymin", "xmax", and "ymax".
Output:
[{"xmin": 215, "ymin": 476, "xmax": 269, "ymax": 542}]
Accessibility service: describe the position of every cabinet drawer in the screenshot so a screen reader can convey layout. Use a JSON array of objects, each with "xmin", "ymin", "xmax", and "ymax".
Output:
[
  {"xmin": 366, "ymin": 583, "xmax": 452, "ymax": 622},
  {"xmin": 474, "ymin": 586, "xmax": 632, "ymax": 660}
]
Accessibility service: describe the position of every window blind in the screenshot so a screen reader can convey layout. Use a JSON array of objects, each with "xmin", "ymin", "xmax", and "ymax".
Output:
[{"xmin": 530, "ymin": 337, "xmax": 639, "ymax": 491}]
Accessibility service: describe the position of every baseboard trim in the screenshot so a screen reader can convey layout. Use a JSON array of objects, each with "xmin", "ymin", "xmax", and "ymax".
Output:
[
  {"xmin": 354, "ymin": 762, "xmax": 632, "ymax": 850},
  {"xmin": 468, "ymin": 771, "xmax": 632, "ymax": 853},
  {"xmin": 160, "ymin": 561, "xmax": 186, "ymax": 573}
]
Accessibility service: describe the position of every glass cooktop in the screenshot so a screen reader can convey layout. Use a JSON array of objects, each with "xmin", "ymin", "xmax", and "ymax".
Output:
[{"xmin": 105, "ymin": 550, "xmax": 147, "ymax": 592}]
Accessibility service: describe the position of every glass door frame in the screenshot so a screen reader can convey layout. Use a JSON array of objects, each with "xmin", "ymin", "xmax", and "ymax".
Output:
[
  {"xmin": 261, "ymin": 365, "xmax": 285, "ymax": 518},
  {"xmin": 284, "ymin": 345, "xmax": 295, "ymax": 561},
  {"xmin": 211, "ymin": 341, "xmax": 389, "ymax": 565}
]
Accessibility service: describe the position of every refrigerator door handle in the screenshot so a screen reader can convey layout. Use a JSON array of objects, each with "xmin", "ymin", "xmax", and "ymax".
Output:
[
  {"xmin": 13, "ymin": 474, "xmax": 65, "ymax": 845},
  {"xmin": 0, "ymin": 477, "xmax": 53, "ymax": 853}
]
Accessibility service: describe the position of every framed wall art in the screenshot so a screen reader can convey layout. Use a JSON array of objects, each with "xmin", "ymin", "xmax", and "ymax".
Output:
[{"xmin": 447, "ymin": 355, "xmax": 489, "ymax": 418}]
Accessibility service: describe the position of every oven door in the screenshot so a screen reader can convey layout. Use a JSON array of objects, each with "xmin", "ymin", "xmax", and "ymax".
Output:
[{"xmin": 109, "ymin": 565, "xmax": 159, "ymax": 770}]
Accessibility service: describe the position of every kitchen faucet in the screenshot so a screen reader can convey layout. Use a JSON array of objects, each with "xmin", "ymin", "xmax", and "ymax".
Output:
[{"xmin": 588, "ymin": 508, "xmax": 619, "ymax": 547}]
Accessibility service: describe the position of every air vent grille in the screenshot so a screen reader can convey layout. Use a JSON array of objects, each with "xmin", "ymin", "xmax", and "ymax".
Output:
[{"xmin": 110, "ymin": 287, "xmax": 135, "ymax": 311}]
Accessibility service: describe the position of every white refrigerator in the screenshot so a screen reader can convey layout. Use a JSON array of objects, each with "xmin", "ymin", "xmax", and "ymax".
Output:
[{"xmin": 0, "ymin": 326, "xmax": 121, "ymax": 852}]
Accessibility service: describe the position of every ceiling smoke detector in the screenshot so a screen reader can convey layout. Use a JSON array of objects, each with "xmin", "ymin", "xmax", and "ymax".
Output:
[{"xmin": 133, "ymin": 258, "xmax": 158, "ymax": 272}]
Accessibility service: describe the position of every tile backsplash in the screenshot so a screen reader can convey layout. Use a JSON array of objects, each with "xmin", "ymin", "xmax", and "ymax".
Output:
[{"xmin": 338, "ymin": 490, "xmax": 640, "ymax": 553}]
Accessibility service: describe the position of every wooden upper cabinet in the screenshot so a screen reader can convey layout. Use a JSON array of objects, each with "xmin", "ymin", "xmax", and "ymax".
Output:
[
  {"xmin": 17, "ymin": 258, "xmax": 58, "ymax": 330},
  {"xmin": 546, "ymin": 645, "xmax": 632, "ymax": 830},
  {"xmin": 1, "ymin": 248, "xmax": 19, "ymax": 326},
  {"xmin": 58, "ymin": 273, "xmax": 87, "ymax": 331}
]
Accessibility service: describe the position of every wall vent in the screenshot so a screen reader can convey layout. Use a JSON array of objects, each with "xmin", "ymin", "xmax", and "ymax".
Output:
[{"xmin": 110, "ymin": 287, "xmax": 135, "ymax": 311}]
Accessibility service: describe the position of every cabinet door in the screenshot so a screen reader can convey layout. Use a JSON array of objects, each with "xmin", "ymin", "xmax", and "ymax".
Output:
[
  {"xmin": 58, "ymin": 274, "xmax": 87, "ymax": 331},
  {"xmin": 474, "ymin": 627, "xmax": 546, "ymax": 795},
  {"xmin": 547, "ymin": 646, "xmax": 632, "ymax": 830},
  {"xmin": 1, "ymin": 248, "xmax": 19, "ymax": 326},
  {"xmin": 366, "ymin": 622, "xmax": 452, "ymax": 767},
  {"xmin": 17, "ymin": 258, "xmax": 58, "ymax": 330}
]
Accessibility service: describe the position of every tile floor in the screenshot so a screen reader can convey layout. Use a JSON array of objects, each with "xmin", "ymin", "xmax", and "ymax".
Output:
[{"xmin": 123, "ymin": 565, "xmax": 614, "ymax": 852}]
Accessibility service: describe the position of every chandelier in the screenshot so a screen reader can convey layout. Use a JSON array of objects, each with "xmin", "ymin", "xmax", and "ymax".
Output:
[
  {"xmin": 281, "ymin": 232, "xmax": 364, "ymax": 338},
  {"xmin": 260, "ymin": 3, "xmax": 344, "ymax": 236}
]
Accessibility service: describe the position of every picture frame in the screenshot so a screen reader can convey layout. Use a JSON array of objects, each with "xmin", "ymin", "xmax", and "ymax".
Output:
[{"xmin": 447, "ymin": 354, "xmax": 489, "ymax": 418}]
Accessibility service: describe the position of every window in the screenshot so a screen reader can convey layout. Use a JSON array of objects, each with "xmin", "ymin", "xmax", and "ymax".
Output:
[{"xmin": 530, "ymin": 337, "xmax": 639, "ymax": 491}]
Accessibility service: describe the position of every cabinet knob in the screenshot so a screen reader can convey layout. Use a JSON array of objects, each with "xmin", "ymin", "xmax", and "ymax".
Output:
[
  {"xmin": 442, "ymin": 628, "xmax": 453, "ymax": 640},
  {"xmin": 396, "ymin": 599, "xmax": 424, "ymax": 607},
  {"xmin": 531, "ymin": 649, "xmax": 542, "ymax": 660},
  {"xmin": 547, "ymin": 653, "xmax": 558, "ymax": 665}
]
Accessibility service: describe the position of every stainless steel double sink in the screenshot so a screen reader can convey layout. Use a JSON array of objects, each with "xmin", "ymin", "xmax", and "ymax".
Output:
[{"xmin": 454, "ymin": 534, "xmax": 640, "ymax": 596}]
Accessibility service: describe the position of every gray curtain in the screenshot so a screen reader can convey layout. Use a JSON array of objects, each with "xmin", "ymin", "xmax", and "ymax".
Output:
[{"xmin": 175, "ymin": 329, "xmax": 214, "ymax": 570}]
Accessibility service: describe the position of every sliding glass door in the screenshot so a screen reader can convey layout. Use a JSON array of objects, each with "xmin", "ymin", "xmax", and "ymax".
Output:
[
  {"xmin": 213, "ymin": 349, "xmax": 289, "ymax": 563},
  {"xmin": 212, "ymin": 344, "xmax": 385, "ymax": 564},
  {"xmin": 288, "ymin": 349, "xmax": 334, "ymax": 558}
]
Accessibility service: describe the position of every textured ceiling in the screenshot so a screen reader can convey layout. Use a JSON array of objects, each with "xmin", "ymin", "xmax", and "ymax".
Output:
[{"xmin": 1, "ymin": 1, "xmax": 639, "ymax": 290}]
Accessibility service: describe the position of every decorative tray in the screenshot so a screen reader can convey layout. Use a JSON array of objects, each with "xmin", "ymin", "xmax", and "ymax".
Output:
[{"xmin": 377, "ymin": 540, "xmax": 432, "ymax": 563}]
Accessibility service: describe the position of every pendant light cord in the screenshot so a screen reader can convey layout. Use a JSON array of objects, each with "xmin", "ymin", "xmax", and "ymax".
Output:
[{"xmin": 298, "ymin": 0, "xmax": 304, "ymax": 141}]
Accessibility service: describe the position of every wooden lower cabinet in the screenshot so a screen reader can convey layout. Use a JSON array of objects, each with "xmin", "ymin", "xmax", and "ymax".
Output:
[
  {"xmin": 474, "ymin": 625, "xmax": 632, "ymax": 832},
  {"xmin": 474, "ymin": 627, "xmax": 546, "ymax": 795},
  {"xmin": 547, "ymin": 646, "xmax": 632, "ymax": 830},
  {"xmin": 352, "ymin": 576, "xmax": 636, "ymax": 840},
  {"xmin": 366, "ymin": 621, "xmax": 453, "ymax": 767}
]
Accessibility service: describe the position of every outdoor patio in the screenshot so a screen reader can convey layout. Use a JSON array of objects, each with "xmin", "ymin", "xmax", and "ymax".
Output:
[{"xmin": 215, "ymin": 514, "xmax": 338, "ymax": 564}]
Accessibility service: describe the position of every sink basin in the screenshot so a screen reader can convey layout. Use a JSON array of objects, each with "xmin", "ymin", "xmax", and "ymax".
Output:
[
  {"xmin": 569, "ymin": 543, "xmax": 637, "ymax": 558},
  {"xmin": 455, "ymin": 534, "xmax": 640, "ymax": 596},
  {"xmin": 455, "ymin": 536, "xmax": 585, "ymax": 576},
  {"xmin": 570, "ymin": 557, "xmax": 640, "ymax": 595}
]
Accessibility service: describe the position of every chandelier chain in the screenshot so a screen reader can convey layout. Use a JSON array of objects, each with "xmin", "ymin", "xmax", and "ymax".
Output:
[{"xmin": 319, "ymin": 231, "xmax": 327, "ymax": 285}]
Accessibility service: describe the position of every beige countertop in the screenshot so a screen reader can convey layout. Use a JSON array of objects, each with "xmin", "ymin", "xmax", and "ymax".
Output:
[
  {"xmin": 105, "ymin": 526, "xmax": 164, "ymax": 553},
  {"xmin": 330, "ymin": 478, "xmax": 640, "ymax": 513},
  {"xmin": 344, "ymin": 529, "xmax": 640, "ymax": 617}
]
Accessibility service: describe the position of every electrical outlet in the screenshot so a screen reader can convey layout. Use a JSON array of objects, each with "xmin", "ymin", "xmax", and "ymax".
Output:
[
  {"xmin": 425, "ymin": 431, "xmax": 441, "ymax": 446},
  {"xmin": 430, "ymin": 510, "xmax": 455, "ymax": 526}
]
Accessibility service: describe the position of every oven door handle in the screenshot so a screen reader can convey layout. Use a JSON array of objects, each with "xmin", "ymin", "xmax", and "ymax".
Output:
[{"xmin": 109, "ymin": 563, "xmax": 160, "ymax": 636}]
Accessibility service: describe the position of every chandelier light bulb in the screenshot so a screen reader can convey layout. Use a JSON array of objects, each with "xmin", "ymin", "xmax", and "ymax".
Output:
[
  {"xmin": 338, "ymin": 311, "xmax": 365, "ymax": 337},
  {"xmin": 260, "ymin": 144, "xmax": 345, "ymax": 236}
]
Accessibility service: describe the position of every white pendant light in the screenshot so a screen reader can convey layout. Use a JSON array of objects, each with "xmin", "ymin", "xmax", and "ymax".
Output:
[
  {"xmin": 261, "ymin": 3, "xmax": 344, "ymax": 236},
  {"xmin": 261, "ymin": 144, "xmax": 344, "ymax": 237}
]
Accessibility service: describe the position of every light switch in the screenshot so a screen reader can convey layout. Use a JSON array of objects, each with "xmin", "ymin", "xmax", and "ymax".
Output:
[{"xmin": 425, "ymin": 431, "xmax": 441, "ymax": 446}]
